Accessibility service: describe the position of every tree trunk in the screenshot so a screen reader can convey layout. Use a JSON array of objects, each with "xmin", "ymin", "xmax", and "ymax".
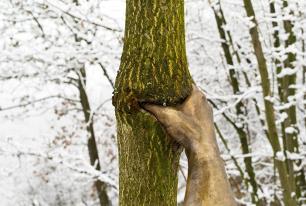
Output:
[
  {"xmin": 113, "ymin": 0, "xmax": 193, "ymax": 205},
  {"xmin": 270, "ymin": 1, "xmax": 305, "ymax": 201},
  {"xmin": 282, "ymin": 1, "xmax": 305, "ymax": 199},
  {"xmin": 242, "ymin": 1, "xmax": 297, "ymax": 205},
  {"xmin": 302, "ymin": 28, "xmax": 306, "ymax": 138},
  {"xmin": 211, "ymin": 2, "xmax": 259, "ymax": 204},
  {"xmin": 269, "ymin": 1, "xmax": 288, "ymax": 150},
  {"xmin": 78, "ymin": 67, "xmax": 111, "ymax": 206}
]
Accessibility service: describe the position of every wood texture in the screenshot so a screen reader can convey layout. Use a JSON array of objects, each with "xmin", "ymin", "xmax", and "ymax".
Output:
[{"xmin": 113, "ymin": 0, "xmax": 193, "ymax": 205}]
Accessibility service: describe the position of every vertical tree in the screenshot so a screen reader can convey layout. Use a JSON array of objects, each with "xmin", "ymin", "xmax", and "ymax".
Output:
[
  {"xmin": 77, "ymin": 67, "xmax": 110, "ymax": 206},
  {"xmin": 113, "ymin": 0, "xmax": 193, "ymax": 205},
  {"xmin": 270, "ymin": 1, "xmax": 305, "ymax": 200},
  {"xmin": 211, "ymin": 2, "xmax": 259, "ymax": 204},
  {"xmin": 243, "ymin": 0, "xmax": 298, "ymax": 205},
  {"xmin": 302, "ymin": 24, "xmax": 306, "ymax": 132},
  {"xmin": 282, "ymin": 1, "xmax": 305, "ymax": 199}
]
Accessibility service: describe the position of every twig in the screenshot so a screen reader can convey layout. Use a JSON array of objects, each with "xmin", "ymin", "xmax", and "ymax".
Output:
[
  {"xmin": 0, "ymin": 95, "xmax": 79, "ymax": 111},
  {"xmin": 45, "ymin": 1, "xmax": 122, "ymax": 32},
  {"xmin": 98, "ymin": 62, "xmax": 114, "ymax": 88},
  {"xmin": 25, "ymin": 9, "xmax": 45, "ymax": 37}
]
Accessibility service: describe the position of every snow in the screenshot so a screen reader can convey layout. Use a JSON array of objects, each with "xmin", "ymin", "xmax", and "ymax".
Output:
[
  {"xmin": 285, "ymin": 126, "xmax": 296, "ymax": 134},
  {"xmin": 277, "ymin": 67, "xmax": 298, "ymax": 78},
  {"xmin": 275, "ymin": 152, "xmax": 286, "ymax": 162}
]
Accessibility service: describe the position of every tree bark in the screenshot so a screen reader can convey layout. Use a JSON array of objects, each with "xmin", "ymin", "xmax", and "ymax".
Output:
[
  {"xmin": 242, "ymin": 1, "xmax": 297, "ymax": 205},
  {"xmin": 302, "ymin": 28, "xmax": 306, "ymax": 138},
  {"xmin": 282, "ymin": 1, "xmax": 305, "ymax": 199},
  {"xmin": 270, "ymin": 1, "xmax": 305, "ymax": 201},
  {"xmin": 113, "ymin": 0, "xmax": 193, "ymax": 205},
  {"xmin": 78, "ymin": 67, "xmax": 111, "ymax": 206},
  {"xmin": 211, "ymin": 2, "xmax": 259, "ymax": 204}
]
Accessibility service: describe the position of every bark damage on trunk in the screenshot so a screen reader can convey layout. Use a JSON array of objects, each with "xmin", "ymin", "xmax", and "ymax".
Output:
[{"xmin": 113, "ymin": 0, "xmax": 192, "ymax": 205}]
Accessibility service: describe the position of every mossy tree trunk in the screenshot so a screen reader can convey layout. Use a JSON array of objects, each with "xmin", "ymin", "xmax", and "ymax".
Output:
[{"xmin": 113, "ymin": 0, "xmax": 193, "ymax": 205}]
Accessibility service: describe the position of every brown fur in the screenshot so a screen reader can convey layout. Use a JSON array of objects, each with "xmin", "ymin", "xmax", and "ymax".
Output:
[{"xmin": 144, "ymin": 85, "xmax": 237, "ymax": 206}]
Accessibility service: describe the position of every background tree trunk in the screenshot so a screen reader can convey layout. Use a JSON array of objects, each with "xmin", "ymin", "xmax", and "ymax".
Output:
[
  {"xmin": 113, "ymin": 0, "xmax": 193, "ymax": 205},
  {"xmin": 282, "ymin": 1, "xmax": 305, "ymax": 199},
  {"xmin": 211, "ymin": 3, "xmax": 260, "ymax": 204},
  {"xmin": 242, "ymin": 0, "xmax": 297, "ymax": 205},
  {"xmin": 78, "ymin": 67, "xmax": 111, "ymax": 206}
]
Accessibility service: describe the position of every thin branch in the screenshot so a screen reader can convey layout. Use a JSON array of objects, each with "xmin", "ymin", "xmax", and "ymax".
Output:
[
  {"xmin": 214, "ymin": 123, "xmax": 245, "ymax": 180},
  {"xmin": 179, "ymin": 165, "xmax": 187, "ymax": 182},
  {"xmin": 25, "ymin": 9, "xmax": 45, "ymax": 37},
  {"xmin": 98, "ymin": 62, "xmax": 114, "ymax": 88},
  {"xmin": 45, "ymin": 1, "xmax": 122, "ymax": 32},
  {"xmin": 0, "ymin": 95, "xmax": 79, "ymax": 112}
]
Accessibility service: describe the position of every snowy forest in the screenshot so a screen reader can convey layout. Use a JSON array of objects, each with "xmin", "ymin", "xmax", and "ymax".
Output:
[{"xmin": 0, "ymin": 0, "xmax": 305, "ymax": 205}]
